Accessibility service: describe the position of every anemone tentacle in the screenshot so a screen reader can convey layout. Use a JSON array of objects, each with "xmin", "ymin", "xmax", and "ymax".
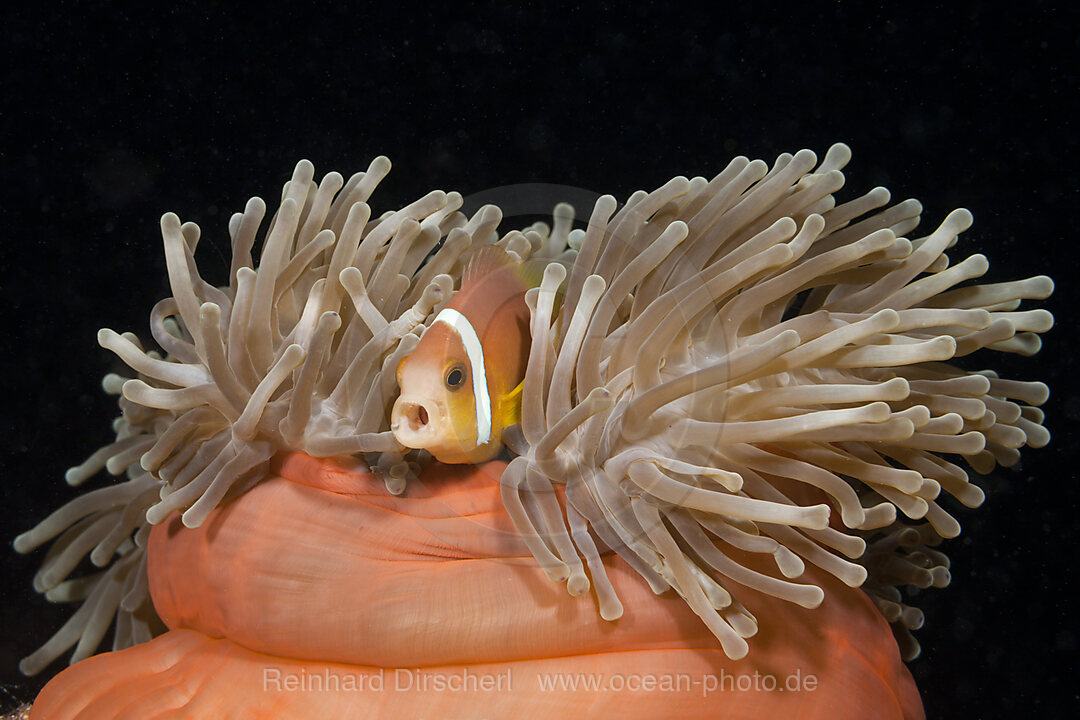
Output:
[{"xmin": 16, "ymin": 147, "xmax": 1052, "ymax": 674}]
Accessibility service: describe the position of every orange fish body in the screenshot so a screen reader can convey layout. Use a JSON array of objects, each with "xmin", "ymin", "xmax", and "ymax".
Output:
[{"xmin": 392, "ymin": 248, "xmax": 537, "ymax": 463}]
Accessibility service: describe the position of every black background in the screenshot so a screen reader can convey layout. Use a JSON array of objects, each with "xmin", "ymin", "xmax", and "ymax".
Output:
[{"xmin": 2, "ymin": 2, "xmax": 1077, "ymax": 717}]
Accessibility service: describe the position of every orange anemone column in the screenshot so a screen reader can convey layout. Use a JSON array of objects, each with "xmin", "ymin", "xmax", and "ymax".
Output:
[{"xmin": 32, "ymin": 454, "xmax": 924, "ymax": 719}]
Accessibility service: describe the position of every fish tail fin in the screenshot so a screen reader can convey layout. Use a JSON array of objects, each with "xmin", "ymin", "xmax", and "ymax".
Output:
[
  {"xmin": 514, "ymin": 257, "xmax": 549, "ymax": 290},
  {"xmin": 517, "ymin": 258, "xmax": 569, "ymax": 310}
]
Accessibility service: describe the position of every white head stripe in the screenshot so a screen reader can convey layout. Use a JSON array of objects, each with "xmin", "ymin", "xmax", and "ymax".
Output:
[{"xmin": 433, "ymin": 308, "xmax": 492, "ymax": 445}]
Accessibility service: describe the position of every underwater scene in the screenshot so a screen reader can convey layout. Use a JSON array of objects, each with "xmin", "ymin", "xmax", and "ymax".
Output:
[{"xmin": 3, "ymin": 4, "xmax": 1076, "ymax": 718}]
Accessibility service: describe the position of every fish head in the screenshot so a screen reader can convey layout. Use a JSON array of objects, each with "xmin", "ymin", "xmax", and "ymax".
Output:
[{"xmin": 391, "ymin": 322, "xmax": 499, "ymax": 463}]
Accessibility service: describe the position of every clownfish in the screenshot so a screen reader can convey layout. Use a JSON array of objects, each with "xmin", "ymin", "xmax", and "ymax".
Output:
[{"xmin": 391, "ymin": 247, "xmax": 546, "ymax": 464}]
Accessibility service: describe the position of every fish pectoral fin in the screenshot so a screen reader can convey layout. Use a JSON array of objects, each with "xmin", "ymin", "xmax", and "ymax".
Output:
[{"xmin": 501, "ymin": 378, "xmax": 525, "ymax": 426}]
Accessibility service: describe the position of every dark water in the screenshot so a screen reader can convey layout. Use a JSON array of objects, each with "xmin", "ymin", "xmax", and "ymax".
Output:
[{"xmin": 1, "ymin": 3, "xmax": 1077, "ymax": 716}]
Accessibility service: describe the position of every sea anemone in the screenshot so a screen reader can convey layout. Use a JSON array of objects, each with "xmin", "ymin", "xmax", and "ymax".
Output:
[{"xmin": 15, "ymin": 145, "xmax": 1051, "ymax": 717}]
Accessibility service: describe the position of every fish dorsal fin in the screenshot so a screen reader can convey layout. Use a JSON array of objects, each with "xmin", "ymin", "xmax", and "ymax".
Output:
[{"xmin": 463, "ymin": 245, "xmax": 514, "ymax": 286}]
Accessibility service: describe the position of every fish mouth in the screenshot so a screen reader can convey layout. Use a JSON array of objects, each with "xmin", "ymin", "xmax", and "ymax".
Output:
[{"xmin": 390, "ymin": 396, "xmax": 446, "ymax": 449}]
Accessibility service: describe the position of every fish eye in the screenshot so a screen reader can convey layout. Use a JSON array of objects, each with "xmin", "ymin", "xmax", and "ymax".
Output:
[{"xmin": 445, "ymin": 364, "xmax": 467, "ymax": 391}]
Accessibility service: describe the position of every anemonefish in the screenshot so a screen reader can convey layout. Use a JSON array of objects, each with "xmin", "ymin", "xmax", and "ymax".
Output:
[{"xmin": 391, "ymin": 247, "xmax": 545, "ymax": 464}]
